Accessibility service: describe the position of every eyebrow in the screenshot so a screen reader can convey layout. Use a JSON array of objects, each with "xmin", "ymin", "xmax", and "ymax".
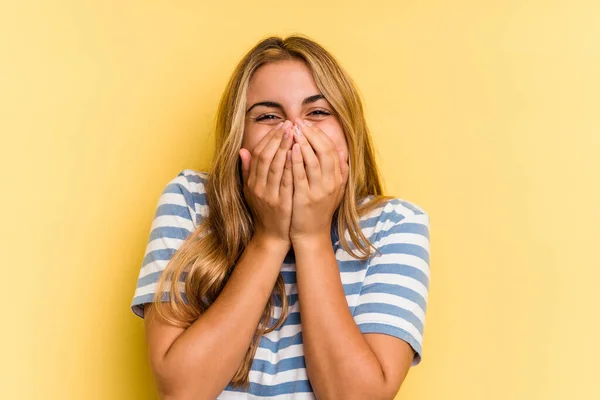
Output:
[{"xmin": 245, "ymin": 94, "xmax": 326, "ymax": 114}]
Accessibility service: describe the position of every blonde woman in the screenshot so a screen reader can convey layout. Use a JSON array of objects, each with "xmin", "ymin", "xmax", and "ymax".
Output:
[{"xmin": 130, "ymin": 35, "xmax": 431, "ymax": 400}]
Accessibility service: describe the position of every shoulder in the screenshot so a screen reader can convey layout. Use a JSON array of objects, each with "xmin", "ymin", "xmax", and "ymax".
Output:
[
  {"xmin": 359, "ymin": 196, "xmax": 430, "ymax": 244},
  {"xmin": 163, "ymin": 169, "xmax": 210, "ymax": 227},
  {"xmin": 173, "ymin": 168, "xmax": 209, "ymax": 193}
]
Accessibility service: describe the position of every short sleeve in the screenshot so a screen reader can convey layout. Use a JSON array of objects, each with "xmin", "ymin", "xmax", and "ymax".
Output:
[
  {"xmin": 130, "ymin": 170, "xmax": 207, "ymax": 319},
  {"xmin": 352, "ymin": 201, "xmax": 431, "ymax": 366}
]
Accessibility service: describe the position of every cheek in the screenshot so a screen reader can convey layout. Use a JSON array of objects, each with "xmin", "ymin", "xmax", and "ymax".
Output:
[
  {"xmin": 242, "ymin": 125, "xmax": 271, "ymax": 152},
  {"xmin": 317, "ymin": 121, "xmax": 347, "ymax": 152}
]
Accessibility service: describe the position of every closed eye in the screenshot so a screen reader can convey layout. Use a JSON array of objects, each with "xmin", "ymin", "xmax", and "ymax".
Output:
[
  {"xmin": 309, "ymin": 109, "xmax": 330, "ymax": 117},
  {"xmin": 254, "ymin": 109, "xmax": 331, "ymax": 122},
  {"xmin": 254, "ymin": 114, "xmax": 279, "ymax": 122}
]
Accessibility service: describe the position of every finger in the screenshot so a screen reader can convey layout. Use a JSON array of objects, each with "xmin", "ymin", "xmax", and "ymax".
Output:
[
  {"xmin": 239, "ymin": 148, "xmax": 251, "ymax": 185},
  {"xmin": 291, "ymin": 143, "xmax": 309, "ymax": 193},
  {"xmin": 280, "ymin": 149, "xmax": 293, "ymax": 200},
  {"xmin": 294, "ymin": 118, "xmax": 337, "ymax": 177},
  {"xmin": 254, "ymin": 121, "xmax": 292, "ymax": 187},
  {"xmin": 267, "ymin": 123, "xmax": 294, "ymax": 198},
  {"xmin": 249, "ymin": 121, "xmax": 285, "ymax": 186},
  {"xmin": 293, "ymin": 124, "xmax": 321, "ymax": 185}
]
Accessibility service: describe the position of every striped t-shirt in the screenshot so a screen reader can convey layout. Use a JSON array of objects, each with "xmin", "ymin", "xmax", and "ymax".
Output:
[{"xmin": 131, "ymin": 169, "xmax": 431, "ymax": 399}]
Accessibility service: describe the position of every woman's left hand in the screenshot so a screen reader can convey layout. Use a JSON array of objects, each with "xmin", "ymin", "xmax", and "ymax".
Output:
[{"xmin": 289, "ymin": 118, "xmax": 349, "ymax": 244}]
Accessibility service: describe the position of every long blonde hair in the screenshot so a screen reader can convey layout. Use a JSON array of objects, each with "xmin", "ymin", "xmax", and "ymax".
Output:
[{"xmin": 152, "ymin": 34, "xmax": 394, "ymax": 389}]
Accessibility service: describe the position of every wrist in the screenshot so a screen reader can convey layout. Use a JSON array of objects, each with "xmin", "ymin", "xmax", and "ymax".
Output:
[
  {"xmin": 251, "ymin": 233, "xmax": 291, "ymax": 255},
  {"xmin": 291, "ymin": 232, "xmax": 332, "ymax": 251}
]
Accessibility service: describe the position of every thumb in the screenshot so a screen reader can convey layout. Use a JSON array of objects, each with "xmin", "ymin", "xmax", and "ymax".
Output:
[{"xmin": 239, "ymin": 148, "xmax": 251, "ymax": 184}]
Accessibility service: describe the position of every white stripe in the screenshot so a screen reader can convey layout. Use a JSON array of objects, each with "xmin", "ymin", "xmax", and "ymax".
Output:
[
  {"xmin": 263, "ymin": 323, "xmax": 302, "ymax": 340},
  {"xmin": 373, "ymin": 232, "xmax": 429, "ymax": 249},
  {"xmin": 368, "ymin": 253, "xmax": 430, "ymax": 278},
  {"xmin": 270, "ymin": 302, "xmax": 301, "ymax": 319},
  {"xmin": 354, "ymin": 312, "xmax": 423, "ymax": 342},
  {"xmin": 339, "ymin": 271, "xmax": 366, "ymax": 285},
  {"xmin": 218, "ymin": 391, "xmax": 315, "ymax": 400},
  {"xmin": 254, "ymin": 344, "xmax": 304, "ymax": 364},
  {"xmin": 150, "ymin": 214, "xmax": 195, "ymax": 231},
  {"xmin": 248, "ymin": 367, "xmax": 308, "ymax": 385},
  {"xmin": 139, "ymin": 258, "xmax": 169, "ymax": 278},
  {"xmin": 142, "ymin": 237, "xmax": 184, "ymax": 261},
  {"xmin": 159, "ymin": 192, "xmax": 189, "ymax": 207},
  {"xmin": 134, "ymin": 281, "xmax": 185, "ymax": 297},
  {"xmin": 363, "ymin": 274, "xmax": 429, "ymax": 300},
  {"xmin": 280, "ymin": 263, "xmax": 297, "ymax": 272},
  {"xmin": 355, "ymin": 293, "xmax": 426, "ymax": 323}
]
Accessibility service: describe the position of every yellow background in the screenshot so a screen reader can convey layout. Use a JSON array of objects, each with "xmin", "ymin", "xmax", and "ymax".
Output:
[{"xmin": 1, "ymin": 0, "xmax": 598, "ymax": 399}]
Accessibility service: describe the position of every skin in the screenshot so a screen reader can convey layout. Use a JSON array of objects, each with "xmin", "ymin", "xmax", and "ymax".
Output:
[{"xmin": 239, "ymin": 59, "xmax": 415, "ymax": 400}]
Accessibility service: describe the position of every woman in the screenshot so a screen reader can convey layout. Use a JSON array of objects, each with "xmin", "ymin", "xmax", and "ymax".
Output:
[{"xmin": 130, "ymin": 35, "xmax": 431, "ymax": 400}]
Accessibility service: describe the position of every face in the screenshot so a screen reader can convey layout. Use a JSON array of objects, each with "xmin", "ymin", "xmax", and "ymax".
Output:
[{"xmin": 243, "ymin": 59, "xmax": 348, "ymax": 161}]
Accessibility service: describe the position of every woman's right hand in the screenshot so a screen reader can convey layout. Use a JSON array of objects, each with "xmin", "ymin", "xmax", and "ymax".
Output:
[{"xmin": 239, "ymin": 120, "xmax": 294, "ymax": 247}]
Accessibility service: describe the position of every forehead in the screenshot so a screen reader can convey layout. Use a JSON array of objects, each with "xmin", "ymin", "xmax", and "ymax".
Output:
[{"xmin": 247, "ymin": 59, "xmax": 320, "ymax": 102}]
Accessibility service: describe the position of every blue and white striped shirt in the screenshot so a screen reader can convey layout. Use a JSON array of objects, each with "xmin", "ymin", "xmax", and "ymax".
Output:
[{"xmin": 131, "ymin": 169, "xmax": 431, "ymax": 399}]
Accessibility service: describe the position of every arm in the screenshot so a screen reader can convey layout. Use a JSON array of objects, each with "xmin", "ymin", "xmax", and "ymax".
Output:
[
  {"xmin": 144, "ymin": 121, "xmax": 296, "ymax": 399},
  {"xmin": 145, "ymin": 235, "xmax": 289, "ymax": 400},
  {"xmin": 294, "ymin": 237, "xmax": 413, "ymax": 400},
  {"xmin": 289, "ymin": 118, "xmax": 419, "ymax": 399}
]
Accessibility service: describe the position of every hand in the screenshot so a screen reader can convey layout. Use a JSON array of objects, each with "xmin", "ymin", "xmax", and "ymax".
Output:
[
  {"xmin": 289, "ymin": 118, "xmax": 349, "ymax": 244},
  {"xmin": 239, "ymin": 120, "xmax": 295, "ymax": 247}
]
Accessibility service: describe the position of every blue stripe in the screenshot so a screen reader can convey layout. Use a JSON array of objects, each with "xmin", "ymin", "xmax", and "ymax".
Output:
[
  {"xmin": 148, "ymin": 226, "xmax": 192, "ymax": 242},
  {"xmin": 281, "ymin": 271, "xmax": 296, "ymax": 284},
  {"xmin": 337, "ymin": 258, "xmax": 369, "ymax": 273},
  {"xmin": 357, "ymin": 322, "xmax": 422, "ymax": 365},
  {"xmin": 353, "ymin": 302, "xmax": 424, "ymax": 332},
  {"xmin": 360, "ymin": 212, "xmax": 407, "ymax": 230},
  {"xmin": 377, "ymin": 243, "xmax": 430, "ymax": 264},
  {"xmin": 182, "ymin": 171, "xmax": 206, "ymax": 185},
  {"xmin": 250, "ymin": 356, "xmax": 306, "ymax": 375},
  {"xmin": 396, "ymin": 199, "xmax": 425, "ymax": 215},
  {"xmin": 141, "ymin": 248, "xmax": 176, "ymax": 267},
  {"xmin": 259, "ymin": 331, "xmax": 303, "ymax": 352},
  {"xmin": 163, "ymin": 183, "xmax": 197, "ymax": 211},
  {"xmin": 136, "ymin": 270, "xmax": 189, "ymax": 288},
  {"xmin": 224, "ymin": 379, "xmax": 313, "ymax": 396},
  {"xmin": 267, "ymin": 311, "xmax": 302, "ymax": 328},
  {"xmin": 343, "ymin": 281, "xmax": 363, "ymax": 297},
  {"xmin": 366, "ymin": 263, "xmax": 429, "ymax": 289},
  {"xmin": 378, "ymin": 221, "xmax": 430, "ymax": 238},
  {"xmin": 359, "ymin": 282, "xmax": 427, "ymax": 312},
  {"xmin": 131, "ymin": 291, "xmax": 189, "ymax": 317},
  {"xmin": 192, "ymin": 191, "xmax": 207, "ymax": 208},
  {"xmin": 154, "ymin": 203, "xmax": 193, "ymax": 220},
  {"xmin": 272, "ymin": 281, "xmax": 363, "ymax": 308}
]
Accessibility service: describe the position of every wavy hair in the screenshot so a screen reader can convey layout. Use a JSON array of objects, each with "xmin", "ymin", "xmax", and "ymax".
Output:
[{"xmin": 152, "ymin": 34, "xmax": 394, "ymax": 389}]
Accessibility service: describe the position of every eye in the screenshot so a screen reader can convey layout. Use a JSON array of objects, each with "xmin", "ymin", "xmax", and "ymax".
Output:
[
  {"xmin": 308, "ymin": 109, "xmax": 331, "ymax": 118},
  {"xmin": 255, "ymin": 114, "xmax": 281, "ymax": 122}
]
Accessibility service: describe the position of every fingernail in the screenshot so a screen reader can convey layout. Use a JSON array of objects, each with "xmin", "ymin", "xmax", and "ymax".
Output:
[
  {"xmin": 303, "ymin": 119, "xmax": 312, "ymax": 126},
  {"xmin": 294, "ymin": 125, "xmax": 302, "ymax": 137},
  {"xmin": 283, "ymin": 120, "xmax": 292, "ymax": 129},
  {"xmin": 294, "ymin": 117, "xmax": 304, "ymax": 126},
  {"xmin": 276, "ymin": 121, "xmax": 284, "ymax": 129}
]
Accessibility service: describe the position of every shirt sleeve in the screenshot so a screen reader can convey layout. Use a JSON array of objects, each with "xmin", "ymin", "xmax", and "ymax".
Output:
[
  {"xmin": 130, "ymin": 170, "xmax": 201, "ymax": 319},
  {"xmin": 352, "ymin": 203, "xmax": 431, "ymax": 366}
]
